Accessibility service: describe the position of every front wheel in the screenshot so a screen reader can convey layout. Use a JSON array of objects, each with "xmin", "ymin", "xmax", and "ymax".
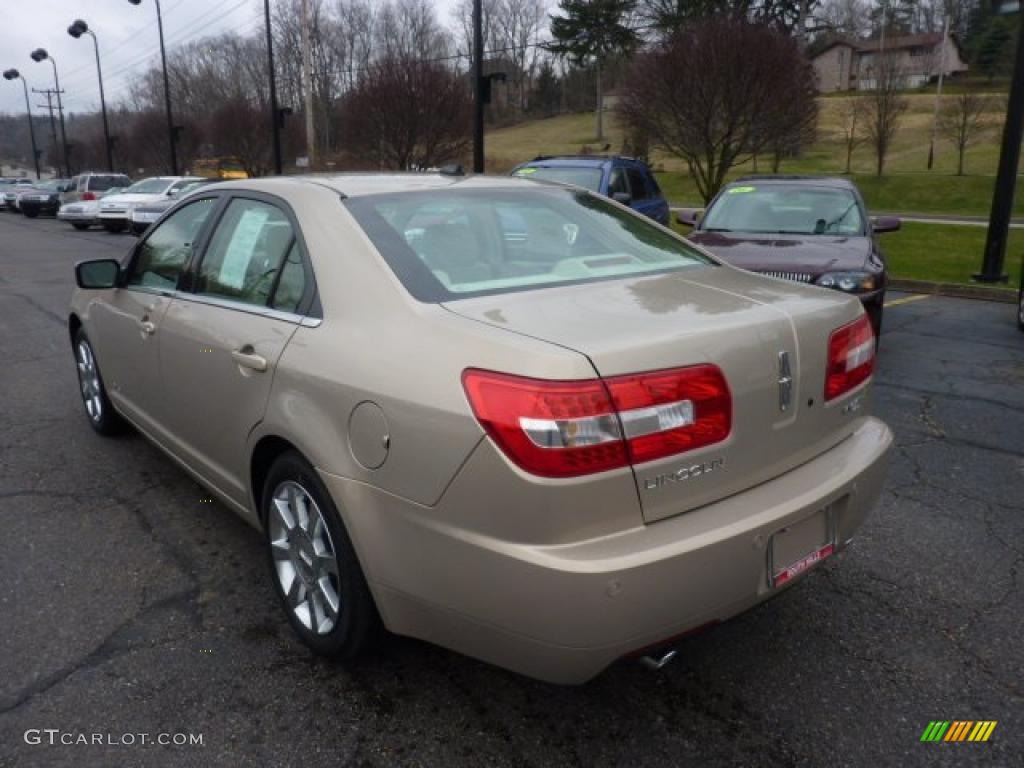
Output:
[
  {"xmin": 73, "ymin": 329, "xmax": 125, "ymax": 435},
  {"xmin": 102, "ymin": 220, "xmax": 125, "ymax": 233},
  {"xmin": 71, "ymin": 222, "xmax": 90, "ymax": 231},
  {"xmin": 262, "ymin": 451, "xmax": 380, "ymax": 658},
  {"xmin": 22, "ymin": 207, "xmax": 39, "ymax": 219}
]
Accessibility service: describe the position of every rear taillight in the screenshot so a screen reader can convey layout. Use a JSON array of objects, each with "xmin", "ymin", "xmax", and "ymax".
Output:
[
  {"xmin": 82, "ymin": 191, "xmax": 96, "ymax": 201},
  {"xmin": 605, "ymin": 365, "xmax": 732, "ymax": 464},
  {"xmin": 462, "ymin": 365, "xmax": 731, "ymax": 478},
  {"xmin": 825, "ymin": 314, "xmax": 875, "ymax": 401}
]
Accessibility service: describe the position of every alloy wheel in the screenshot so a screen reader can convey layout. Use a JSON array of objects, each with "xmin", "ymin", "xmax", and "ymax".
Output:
[
  {"xmin": 268, "ymin": 480, "xmax": 341, "ymax": 635},
  {"xmin": 76, "ymin": 340, "xmax": 103, "ymax": 423}
]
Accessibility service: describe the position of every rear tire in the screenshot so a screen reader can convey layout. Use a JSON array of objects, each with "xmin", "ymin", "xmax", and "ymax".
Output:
[
  {"xmin": 262, "ymin": 451, "xmax": 380, "ymax": 659},
  {"xmin": 73, "ymin": 329, "xmax": 125, "ymax": 435},
  {"xmin": 23, "ymin": 207, "xmax": 38, "ymax": 219}
]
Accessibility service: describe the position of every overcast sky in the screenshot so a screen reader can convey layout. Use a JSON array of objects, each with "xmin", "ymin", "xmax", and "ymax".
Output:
[{"xmin": 1, "ymin": 0, "xmax": 458, "ymax": 116}]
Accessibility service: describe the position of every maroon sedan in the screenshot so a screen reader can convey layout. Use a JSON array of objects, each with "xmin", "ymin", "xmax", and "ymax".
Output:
[{"xmin": 677, "ymin": 176, "xmax": 898, "ymax": 336}]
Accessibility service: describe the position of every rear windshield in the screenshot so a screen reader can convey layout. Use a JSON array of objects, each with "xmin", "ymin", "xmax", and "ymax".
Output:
[
  {"xmin": 512, "ymin": 166, "xmax": 603, "ymax": 192},
  {"xmin": 126, "ymin": 178, "xmax": 171, "ymax": 194},
  {"xmin": 701, "ymin": 183, "xmax": 865, "ymax": 236},
  {"xmin": 88, "ymin": 175, "xmax": 131, "ymax": 191},
  {"xmin": 345, "ymin": 188, "xmax": 713, "ymax": 302}
]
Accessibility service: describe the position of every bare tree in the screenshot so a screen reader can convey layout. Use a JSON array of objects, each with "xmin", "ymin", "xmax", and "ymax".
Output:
[
  {"xmin": 618, "ymin": 19, "xmax": 818, "ymax": 203},
  {"xmin": 837, "ymin": 96, "xmax": 867, "ymax": 173},
  {"xmin": 816, "ymin": 0, "xmax": 869, "ymax": 38},
  {"xmin": 859, "ymin": 53, "xmax": 908, "ymax": 177},
  {"xmin": 937, "ymin": 92, "xmax": 999, "ymax": 176},
  {"xmin": 339, "ymin": 55, "xmax": 471, "ymax": 169}
]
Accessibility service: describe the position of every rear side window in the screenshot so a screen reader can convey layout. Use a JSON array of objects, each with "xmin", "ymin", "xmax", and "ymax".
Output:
[
  {"xmin": 88, "ymin": 175, "xmax": 131, "ymax": 191},
  {"xmin": 345, "ymin": 188, "xmax": 713, "ymax": 302},
  {"xmin": 196, "ymin": 198, "xmax": 297, "ymax": 308}
]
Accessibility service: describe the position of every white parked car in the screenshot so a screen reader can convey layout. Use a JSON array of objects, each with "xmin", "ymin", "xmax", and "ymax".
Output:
[
  {"xmin": 58, "ymin": 187, "xmax": 128, "ymax": 230},
  {"xmin": 97, "ymin": 176, "xmax": 201, "ymax": 233}
]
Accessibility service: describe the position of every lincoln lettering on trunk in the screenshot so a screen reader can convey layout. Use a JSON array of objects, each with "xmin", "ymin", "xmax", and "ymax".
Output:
[{"xmin": 644, "ymin": 458, "xmax": 725, "ymax": 491}]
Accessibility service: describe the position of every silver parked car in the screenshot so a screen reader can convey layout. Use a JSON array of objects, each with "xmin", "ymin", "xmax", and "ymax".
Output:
[
  {"xmin": 58, "ymin": 187, "xmax": 128, "ymax": 230},
  {"xmin": 69, "ymin": 174, "xmax": 892, "ymax": 684}
]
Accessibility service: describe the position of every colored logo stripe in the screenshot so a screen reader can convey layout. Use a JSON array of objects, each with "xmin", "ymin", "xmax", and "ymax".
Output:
[{"xmin": 920, "ymin": 721, "xmax": 996, "ymax": 742}]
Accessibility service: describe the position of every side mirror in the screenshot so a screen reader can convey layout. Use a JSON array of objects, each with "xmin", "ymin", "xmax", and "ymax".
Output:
[
  {"xmin": 612, "ymin": 191, "xmax": 632, "ymax": 205},
  {"xmin": 676, "ymin": 209, "xmax": 702, "ymax": 227},
  {"xmin": 873, "ymin": 216, "xmax": 901, "ymax": 233},
  {"xmin": 75, "ymin": 259, "xmax": 120, "ymax": 289}
]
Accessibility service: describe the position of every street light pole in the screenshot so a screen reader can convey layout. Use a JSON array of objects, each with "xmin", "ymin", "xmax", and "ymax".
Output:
[
  {"xmin": 69, "ymin": 20, "xmax": 114, "ymax": 172},
  {"xmin": 978, "ymin": 9, "xmax": 1024, "ymax": 283},
  {"xmin": 472, "ymin": 0, "xmax": 484, "ymax": 173},
  {"xmin": 128, "ymin": 0, "xmax": 178, "ymax": 174},
  {"xmin": 31, "ymin": 50, "xmax": 70, "ymax": 177},
  {"xmin": 3, "ymin": 69, "xmax": 41, "ymax": 179},
  {"xmin": 264, "ymin": 0, "xmax": 283, "ymax": 175}
]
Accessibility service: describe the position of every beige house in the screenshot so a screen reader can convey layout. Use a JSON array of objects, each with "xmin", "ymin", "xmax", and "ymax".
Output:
[{"xmin": 812, "ymin": 32, "xmax": 968, "ymax": 92}]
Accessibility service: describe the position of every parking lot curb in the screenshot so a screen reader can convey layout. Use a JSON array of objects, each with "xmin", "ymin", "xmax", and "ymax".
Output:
[{"xmin": 888, "ymin": 278, "xmax": 1018, "ymax": 303}]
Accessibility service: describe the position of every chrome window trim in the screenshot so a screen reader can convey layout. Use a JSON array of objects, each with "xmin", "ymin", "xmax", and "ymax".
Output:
[{"xmin": 153, "ymin": 288, "xmax": 320, "ymax": 327}]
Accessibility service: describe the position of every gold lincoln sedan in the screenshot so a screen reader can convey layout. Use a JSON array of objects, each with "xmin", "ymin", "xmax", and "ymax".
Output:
[{"xmin": 69, "ymin": 174, "xmax": 892, "ymax": 684}]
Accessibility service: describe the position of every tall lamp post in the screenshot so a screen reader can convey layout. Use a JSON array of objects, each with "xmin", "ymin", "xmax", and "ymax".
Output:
[
  {"xmin": 978, "ymin": 7, "xmax": 1024, "ymax": 284},
  {"xmin": 472, "ymin": 0, "xmax": 484, "ymax": 173},
  {"xmin": 30, "ymin": 49, "xmax": 70, "ymax": 177},
  {"xmin": 127, "ymin": 0, "xmax": 178, "ymax": 174},
  {"xmin": 68, "ymin": 20, "xmax": 114, "ymax": 172},
  {"xmin": 264, "ymin": 0, "xmax": 283, "ymax": 175},
  {"xmin": 2, "ymin": 69, "xmax": 42, "ymax": 179}
]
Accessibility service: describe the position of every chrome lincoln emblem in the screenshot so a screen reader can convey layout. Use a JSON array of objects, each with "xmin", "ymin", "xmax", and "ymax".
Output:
[{"xmin": 778, "ymin": 351, "xmax": 792, "ymax": 412}]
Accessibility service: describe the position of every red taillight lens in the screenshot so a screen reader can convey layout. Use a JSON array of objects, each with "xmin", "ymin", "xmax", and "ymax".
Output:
[
  {"xmin": 606, "ymin": 365, "xmax": 732, "ymax": 464},
  {"xmin": 462, "ymin": 365, "xmax": 731, "ymax": 478},
  {"xmin": 462, "ymin": 370, "xmax": 627, "ymax": 477},
  {"xmin": 81, "ymin": 191, "xmax": 96, "ymax": 201},
  {"xmin": 825, "ymin": 314, "xmax": 875, "ymax": 401}
]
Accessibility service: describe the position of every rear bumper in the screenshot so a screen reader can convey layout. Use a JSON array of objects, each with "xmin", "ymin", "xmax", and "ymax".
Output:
[{"xmin": 321, "ymin": 416, "xmax": 892, "ymax": 684}]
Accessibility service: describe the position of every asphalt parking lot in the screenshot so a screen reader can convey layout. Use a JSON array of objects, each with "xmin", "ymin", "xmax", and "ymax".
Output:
[{"xmin": 0, "ymin": 213, "xmax": 1021, "ymax": 768}]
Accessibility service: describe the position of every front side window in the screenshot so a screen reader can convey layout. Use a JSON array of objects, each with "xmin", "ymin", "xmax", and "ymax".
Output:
[
  {"xmin": 607, "ymin": 168, "xmax": 629, "ymax": 197},
  {"xmin": 345, "ymin": 187, "xmax": 714, "ymax": 302},
  {"xmin": 196, "ymin": 198, "xmax": 296, "ymax": 307},
  {"xmin": 626, "ymin": 168, "xmax": 650, "ymax": 201},
  {"xmin": 127, "ymin": 200, "xmax": 217, "ymax": 290},
  {"xmin": 701, "ymin": 184, "xmax": 865, "ymax": 236}
]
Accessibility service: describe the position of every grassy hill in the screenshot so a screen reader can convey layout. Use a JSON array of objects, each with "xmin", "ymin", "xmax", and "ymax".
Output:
[{"xmin": 487, "ymin": 94, "xmax": 1023, "ymax": 217}]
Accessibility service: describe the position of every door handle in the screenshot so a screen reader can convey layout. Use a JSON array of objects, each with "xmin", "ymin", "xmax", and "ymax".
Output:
[
  {"xmin": 231, "ymin": 347, "xmax": 268, "ymax": 372},
  {"xmin": 139, "ymin": 320, "xmax": 156, "ymax": 336}
]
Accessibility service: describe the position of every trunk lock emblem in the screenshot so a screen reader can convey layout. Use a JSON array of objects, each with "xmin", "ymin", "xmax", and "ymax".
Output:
[{"xmin": 778, "ymin": 351, "xmax": 792, "ymax": 412}]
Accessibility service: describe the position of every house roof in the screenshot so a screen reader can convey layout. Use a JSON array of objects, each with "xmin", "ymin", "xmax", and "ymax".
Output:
[{"xmin": 857, "ymin": 32, "xmax": 944, "ymax": 53}]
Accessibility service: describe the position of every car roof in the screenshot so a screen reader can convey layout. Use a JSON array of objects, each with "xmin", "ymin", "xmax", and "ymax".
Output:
[
  {"xmin": 729, "ymin": 175, "xmax": 857, "ymax": 190},
  {"xmin": 196, "ymin": 173, "xmax": 565, "ymax": 199}
]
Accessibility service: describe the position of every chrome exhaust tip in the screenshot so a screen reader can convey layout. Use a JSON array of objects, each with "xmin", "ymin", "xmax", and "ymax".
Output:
[{"xmin": 638, "ymin": 648, "xmax": 677, "ymax": 671}]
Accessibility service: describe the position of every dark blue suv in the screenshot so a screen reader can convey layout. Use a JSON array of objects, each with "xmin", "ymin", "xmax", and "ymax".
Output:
[{"xmin": 511, "ymin": 155, "xmax": 670, "ymax": 226}]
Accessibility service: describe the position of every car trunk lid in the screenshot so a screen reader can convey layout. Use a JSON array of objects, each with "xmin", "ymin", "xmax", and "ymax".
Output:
[{"xmin": 443, "ymin": 265, "xmax": 867, "ymax": 523}]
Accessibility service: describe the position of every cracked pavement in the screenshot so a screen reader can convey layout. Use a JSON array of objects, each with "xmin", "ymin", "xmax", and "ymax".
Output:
[{"xmin": 0, "ymin": 214, "xmax": 1021, "ymax": 767}]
